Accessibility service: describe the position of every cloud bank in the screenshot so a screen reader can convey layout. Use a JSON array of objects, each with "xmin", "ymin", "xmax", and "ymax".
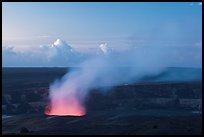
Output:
[
  {"xmin": 2, "ymin": 38, "xmax": 202, "ymax": 68},
  {"xmin": 2, "ymin": 39, "xmax": 84, "ymax": 67}
]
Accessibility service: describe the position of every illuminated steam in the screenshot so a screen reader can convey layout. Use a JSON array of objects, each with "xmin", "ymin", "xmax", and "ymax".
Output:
[{"xmin": 45, "ymin": 44, "xmax": 168, "ymax": 116}]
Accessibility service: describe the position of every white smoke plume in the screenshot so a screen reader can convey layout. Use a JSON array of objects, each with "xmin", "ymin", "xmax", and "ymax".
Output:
[{"xmin": 46, "ymin": 44, "xmax": 171, "ymax": 116}]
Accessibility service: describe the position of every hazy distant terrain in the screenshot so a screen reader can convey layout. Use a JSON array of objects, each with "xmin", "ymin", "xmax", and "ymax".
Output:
[{"xmin": 2, "ymin": 67, "xmax": 202, "ymax": 135}]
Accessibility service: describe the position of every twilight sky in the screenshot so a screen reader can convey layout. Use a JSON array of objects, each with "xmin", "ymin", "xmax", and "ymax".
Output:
[{"xmin": 2, "ymin": 2, "xmax": 202, "ymax": 67}]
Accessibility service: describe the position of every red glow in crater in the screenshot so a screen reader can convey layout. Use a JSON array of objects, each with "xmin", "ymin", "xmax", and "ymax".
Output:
[{"xmin": 45, "ymin": 95, "xmax": 85, "ymax": 116}]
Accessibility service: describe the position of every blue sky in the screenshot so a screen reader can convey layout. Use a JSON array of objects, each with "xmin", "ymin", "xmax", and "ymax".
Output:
[
  {"xmin": 2, "ymin": 2, "xmax": 202, "ymax": 68},
  {"xmin": 3, "ymin": 2, "xmax": 202, "ymax": 47}
]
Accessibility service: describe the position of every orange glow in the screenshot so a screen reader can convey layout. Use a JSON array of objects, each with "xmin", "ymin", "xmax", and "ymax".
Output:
[{"xmin": 45, "ymin": 95, "xmax": 86, "ymax": 116}]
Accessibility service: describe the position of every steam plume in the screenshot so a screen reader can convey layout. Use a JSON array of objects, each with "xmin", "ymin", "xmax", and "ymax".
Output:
[{"xmin": 45, "ymin": 45, "xmax": 167, "ymax": 116}]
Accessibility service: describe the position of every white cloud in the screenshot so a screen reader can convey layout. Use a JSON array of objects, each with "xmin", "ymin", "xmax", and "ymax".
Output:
[
  {"xmin": 2, "ymin": 39, "xmax": 202, "ymax": 68},
  {"xmin": 190, "ymin": 2, "xmax": 202, "ymax": 6},
  {"xmin": 2, "ymin": 39, "xmax": 83, "ymax": 67}
]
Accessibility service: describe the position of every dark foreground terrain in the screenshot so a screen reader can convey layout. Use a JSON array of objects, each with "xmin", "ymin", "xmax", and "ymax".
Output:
[{"xmin": 2, "ymin": 67, "xmax": 202, "ymax": 135}]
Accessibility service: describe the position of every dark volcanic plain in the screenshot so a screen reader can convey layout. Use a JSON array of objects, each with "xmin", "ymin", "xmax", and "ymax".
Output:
[{"xmin": 2, "ymin": 67, "xmax": 202, "ymax": 135}]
